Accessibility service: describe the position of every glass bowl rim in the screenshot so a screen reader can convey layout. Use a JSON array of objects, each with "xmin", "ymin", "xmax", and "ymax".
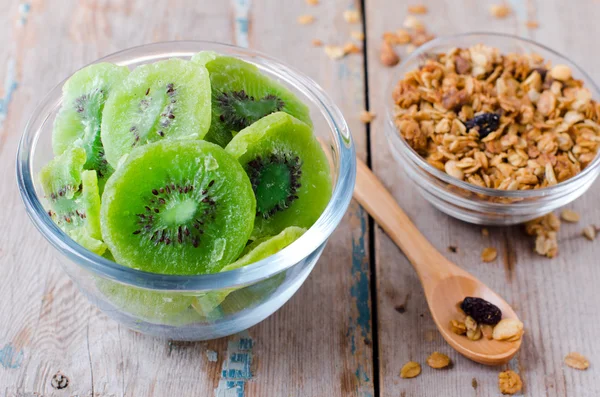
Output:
[
  {"xmin": 385, "ymin": 31, "xmax": 600, "ymax": 199},
  {"xmin": 16, "ymin": 40, "xmax": 356, "ymax": 291}
]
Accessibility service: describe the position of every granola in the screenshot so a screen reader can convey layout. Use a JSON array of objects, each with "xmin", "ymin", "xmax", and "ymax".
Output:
[
  {"xmin": 392, "ymin": 45, "xmax": 600, "ymax": 191},
  {"xmin": 525, "ymin": 213, "xmax": 560, "ymax": 257},
  {"xmin": 498, "ymin": 370, "xmax": 523, "ymax": 395}
]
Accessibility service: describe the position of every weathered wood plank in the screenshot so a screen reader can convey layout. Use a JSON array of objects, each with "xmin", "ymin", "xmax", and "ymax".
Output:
[
  {"xmin": 0, "ymin": 0, "xmax": 373, "ymax": 396},
  {"xmin": 365, "ymin": 0, "xmax": 600, "ymax": 395}
]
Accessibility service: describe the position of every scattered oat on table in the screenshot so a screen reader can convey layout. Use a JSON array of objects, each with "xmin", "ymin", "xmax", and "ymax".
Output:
[
  {"xmin": 582, "ymin": 225, "xmax": 596, "ymax": 241},
  {"xmin": 343, "ymin": 9, "xmax": 360, "ymax": 24},
  {"xmin": 565, "ymin": 352, "xmax": 590, "ymax": 370},
  {"xmin": 324, "ymin": 45, "xmax": 345, "ymax": 60},
  {"xmin": 305, "ymin": 0, "xmax": 319, "ymax": 5},
  {"xmin": 482, "ymin": 228, "xmax": 490, "ymax": 237},
  {"xmin": 403, "ymin": 15, "xmax": 424, "ymax": 31},
  {"xmin": 351, "ymin": 31, "xmax": 364, "ymax": 41},
  {"xmin": 526, "ymin": 20, "xmax": 540, "ymax": 29},
  {"xmin": 481, "ymin": 247, "xmax": 498, "ymax": 262},
  {"xmin": 426, "ymin": 352, "xmax": 451, "ymax": 369},
  {"xmin": 396, "ymin": 29, "xmax": 412, "ymax": 44},
  {"xmin": 360, "ymin": 110, "xmax": 376, "ymax": 123},
  {"xmin": 311, "ymin": 39, "xmax": 323, "ymax": 47},
  {"xmin": 490, "ymin": 4, "xmax": 511, "ymax": 18},
  {"xmin": 297, "ymin": 14, "xmax": 315, "ymax": 25},
  {"xmin": 400, "ymin": 361, "xmax": 422, "ymax": 378},
  {"xmin": 493, "ymin": 318, "xmax": 524, "ymax": 342},
  {"xmin": 560, "ymin": 209, "xmax": 580, "ymax": 223},
  {"xmin": 408, "ymin": 4, "xmax": 428, "ymax": 14},
  {"xmin": 525, "ymin": 213, "xmax": 560, "ymax": 258},
  {"xmin": 498, "ymin": 370, "xmax": 523, "ymax": 395},
  {"xmin": 343, "ymin": 42, "xmax": 361, "ymax": 54},
  {"xmin": 380, "ymin": 40, "xmax": 400, "ymax": 67}
]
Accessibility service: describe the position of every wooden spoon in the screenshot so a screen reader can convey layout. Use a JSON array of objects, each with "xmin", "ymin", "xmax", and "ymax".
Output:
[{"xmin": 353, "ymin": 159, "xmax": 522, "ymax": 366}]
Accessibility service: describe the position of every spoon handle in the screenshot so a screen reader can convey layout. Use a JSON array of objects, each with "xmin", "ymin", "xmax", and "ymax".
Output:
[{"xmin": 353, "ymin": 159, "xmax": 454, "ymax": 283}]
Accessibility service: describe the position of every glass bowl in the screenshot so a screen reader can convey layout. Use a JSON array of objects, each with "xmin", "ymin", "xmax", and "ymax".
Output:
[
  {"xmin": 16, "ymin": 41, "xmax": 355, "ymax": 341},
  {"xmin": 385, "ymin": 33, "xmax": 600, "ymax": 225}
]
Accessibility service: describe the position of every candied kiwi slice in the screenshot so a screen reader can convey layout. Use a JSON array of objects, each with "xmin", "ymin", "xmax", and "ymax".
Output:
[
  {"xmin": 192, "ymin": 226, "xmax": 306, "ymax": 317},
  {"xmin": 101, "ymin": 59, "xmax": 211, "ymax": 167},
  {"xmin": 226, "ymin": 112, "xmax": 331, "ymax": 238},
  {"xmin": 100, "ymin": 140, "xmax": 256, "ymax": 275},
  {"xmin": 39, "ymin": 147, "xmax": 106, "ymax": 255},
  {"xmin": 53, "ymin": 63, "xmax": 130, "ymax": 192},
  {"xmin": 192, "ymin": 54, "xmax": 312, "ymax": 147}
]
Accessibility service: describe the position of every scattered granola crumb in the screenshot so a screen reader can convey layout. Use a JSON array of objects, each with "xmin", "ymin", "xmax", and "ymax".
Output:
[
  {"xmin": 324, "ymin": 45, "xmax": 345, "ymax": 60},
  {"xmin": 360, "ymin": 110, "xmax": 376, "ymax": 123},
  {"xmin": 408, "ymin": 4, "xmax": 428, "ymax": 14},
  {"xmin": 380, "ymin": 40, "xmax": 400, "ymax": 67},
  {"xmin": 481, "ymin": 247, "xmax": 498, "ymax": 262},
  {"xmin": 551, "ymin": 64, "xmax": 572, "ymax": 81},
  {"xmin": 403, "ymin": 15, "xmax": 424, "ymax": 31},
  {"xmin": 493, "ymin": 319, "xmax": 524, "ymax": 341},
  {"xmin": 311, "ymin": 39, "xmax": 323, "ymax": 47},
  {"xmin": 565, "ymin": 352, "xmax": 590, "ymax": 370},
  {"xmin": 490, "ymin": 4, "xmax": 511, "ymax": 18},
  {"xmin": 351, "ymin": 31, "xmax": 365, "ymax": 41},
  {"xmin": 383, "ymin": 32, "xmax": 403, "ymax": 45},
  {"xmin": 526, "ymin": 20, "xmax": 540, "ymax": 29},
  {"xmin": 582, "ymin": 225, "xmax": 596, "ymax": 241},
  {"xmin": 560, "ymin": 209, "xmax": 580, "ymax": 223},
  {"xmin": 426, "ymin": 352, "xmax": 451, "ymax": 369},
  {"xmin": 297, "ymin": 14, "xmax": 315, "ymax": 25},
  {"xmin": 525, "ymin": 214, "xmax": 560, "ymax": 258},
  {"xmin": 482, "ymin": 228, "xmax": 490, "ymax": 237},
  {"xmin": 400, "ymin": 361, "xmax": 422, "ymax": 378},
  {"xmin": 405, "ymin": 44, "xmax": 416, "ymax": 54},
  {"xmin": 396, "ymin": 29, "xmax": 412, "ymax": 44},
  {"xmin": 498, "ymin": 370, "xmax": 523, "ymax": 395},
  {"xmin": 343, "ymin": 42, "xmax": 361, "ymax": 54},
  {"xmin": 305, "ymin": 0, "xmax": 319, "ymax": 5},
  {"xmin": 343, "ymin": 9, "xmax": 360, "ymax": 24}
]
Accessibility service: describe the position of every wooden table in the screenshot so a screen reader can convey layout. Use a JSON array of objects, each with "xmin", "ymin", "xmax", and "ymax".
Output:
[{"xmin": 1, "ymin": 0, "xmax": 599, "ymax": 395}]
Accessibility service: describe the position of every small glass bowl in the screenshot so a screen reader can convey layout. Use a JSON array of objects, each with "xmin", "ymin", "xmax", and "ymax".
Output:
[
  {"xmin": 16, "ymin": 41, "xmax": 355, "ymax": 341},
  {"xmin": 385, "ymin": 33, "xmax": 600, "ymax": 225}
]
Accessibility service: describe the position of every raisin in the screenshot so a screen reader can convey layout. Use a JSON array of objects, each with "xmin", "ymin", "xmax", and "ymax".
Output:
[
  {"xmin": 464, "ymin": 113, "xmax": 500, "ymax": 139},
  {"xmin": 460, "ymin": 297, "xmax": 502, "ymax": 325}
]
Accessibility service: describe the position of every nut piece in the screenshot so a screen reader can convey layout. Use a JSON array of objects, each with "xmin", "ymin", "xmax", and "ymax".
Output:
[
  {"xmin": 343, "ymin": 9, "xmax": 360, "ymax": 24},
  {"xmin": 498, "ymin": 370, "xmax": 523, "ymax": 395},
  {"xmin": 481, "ymin": 247, "xmax": 498, "ymax": 262},
  {"xmin": 360, "ymin": 110, "xmax": 376, "ymax": 123},
  {"xmin": 582, "ymin": 225, "xmax": 596, "ymax": 241},
  {"xmin": 351, "ymin": 31, "xmax": 365, "ymax": 41},
  {"xmin": 564, "ymin": 352, "xmax": 590, "ymax": 370},
  {"xmin": 551, "ymin": 64, "xmax": 572, "ymax": 81},
  {"xmin": 426, "ymin": 352, "xmax": 451, "ymax": 369},
  {"xmin": 465, "ymin": 315, "xmax": 482, "ymax": 340},
  {"xmin": 297, "ymin": 15, "xmax": 315, "ymax": 25},
  {"xmin": 490, "ymin": 4, "xmax": 511, "ymax": 18},
  {"xmin": 560, "ymin": 209, "xmax": 580, "ymax": 223},
  {"xmin": 493, "ymin": 319, "xmax": 524, "ymax": 341},
  {"xmin": 408, "ymin": 4, "xmax": 428, "ymax": 14},
  {"xmin": 450, "ymin": 320, "xmax": 467, "ymax": 335},
  {"xmin": 481, "ymin": 324, "xmax": 494, "ymax": 340},
  {"xmin": 324, "ymin": 45, "xmax": 345, "ymax": 60},
  {"xmin": 380, "ymin": 41, "xmax": 400, "ymax": 67},
  {"xmin": 311, "ymin": 39, "xmax": 323, "ymax": 47},
  {"xmin": 400, "ymin": 361, "xmax": 422, "ymax": 378}
]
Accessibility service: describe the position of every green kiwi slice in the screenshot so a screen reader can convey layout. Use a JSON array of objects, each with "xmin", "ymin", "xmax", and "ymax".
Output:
[
  {"xmin": 52, "ymin": 63, "xmax": 130, "ymax": 192},
  {"xmin": 101, "ymin": 59, "xmax": 211, "ymax": 168},
  {"xmin": 192, "ymin": 226, "xmax": 305, "ymax": 317},
  {"xmin": 100, "ymin": 140, "xmax": 256, "ymax": 275},
  {"xmin": 226, "ymin": 112, "xmax": 331, "ymax": 238},
  {"xmin": 39, "ymin": 147, "xmax": 107, "ymax": 255},
  {"xmin": 192, "ymin": 53, "xmax": 312, "ymax": 147}
]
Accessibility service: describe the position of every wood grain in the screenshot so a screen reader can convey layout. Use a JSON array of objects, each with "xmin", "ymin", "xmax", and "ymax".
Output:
[
  {"xmin": 365, "ymin": 0, "xmax": 600, "ymax": 395},
  {"xmin": 0, "ymin": 0, "xmax": 373, "ymax": 396}
]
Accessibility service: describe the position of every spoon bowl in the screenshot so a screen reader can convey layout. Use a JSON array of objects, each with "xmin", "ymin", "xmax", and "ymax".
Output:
[{"xmin": 354, "ymin": 159, "xmax": 522, "ymax": 365}]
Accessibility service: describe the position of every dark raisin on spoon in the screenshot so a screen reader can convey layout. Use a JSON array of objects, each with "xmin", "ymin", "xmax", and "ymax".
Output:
[
  {"xmin": 460, "ymin": 297, "xmax": 502, "ymax": 325},
  {"xmin": 464, "ymin": 113, "xmax": 500, "ymax": 139}
]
